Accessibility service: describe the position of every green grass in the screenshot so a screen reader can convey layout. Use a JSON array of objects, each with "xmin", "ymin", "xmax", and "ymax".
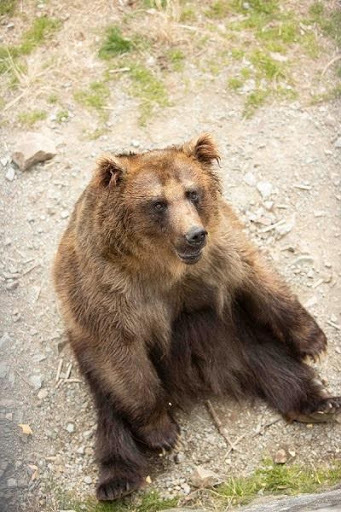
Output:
[
  {"xmin": 0, "ymin": 0, "xmax": 16, "ymax": 16},
  {"xmin": 0, "ymin": 16, "xmax": 61, "ymax": 76},
  {"xmin": 48, "ymin": 93, "xmax": 59, "ymax": 104},
  {"xmin": 74, "ymin": 81, "xmax": 110, "ymax": 115},
  {"xmin": 228, "ymin": 76, "xmax": 243, "ymax": 90},
  {"xmin": 216, "ymin": 460, "xmax": 341, "ymax": 508},
  {"xmin": 244, "ymin": 89, "xmax": 269, "ymax": 117},
  {"xmin": 18, "ymin": 109, "xmax": 47, "ymax": 126},
  {"xmin": 56, "ymin": 109, "xmax": 69, "ymax": 123},
  {"xmin": 180, "ymin": 5, "xmax": 196, "ymax": 22},
  {"xmin": 309, "ymin": 2, "xmax": 341, "ymax": 46},
  {"xmin": 250, "ymin": 50, "xmax": 285, "ymax": 80},
  {"xmin": 99, "ymin": 26, "xmax": 133, "ymax": 59},
  {"xmin": 167, "ymin": 48, "xmax": 185, "ymax": 71},
  {"xmin": 20, "ymin": 17, "xmax": 61, "ymax": 55},
  {"xmin": 205, "ymin": 1, "xmax": 230, "ymax": 19},
  {"xmin": 128, "ymin": 64, "xmax": 170, "ymax": 125},
  {"xmin": 58, "ymin": 489, "xmax": 177, "ymax": 512}
]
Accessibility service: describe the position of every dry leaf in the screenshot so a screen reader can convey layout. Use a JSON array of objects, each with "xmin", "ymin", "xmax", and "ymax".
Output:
[
  {"xmin": 18, "ymin": 424, "xmax": 33, "ymax": 435},
  {"xmin": 28, "ymin": 464, "xmax": 39, "ymax": 481}
]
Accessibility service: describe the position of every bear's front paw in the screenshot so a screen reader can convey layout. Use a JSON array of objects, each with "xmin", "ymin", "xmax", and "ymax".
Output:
[
  {"xmin": 96, "ymin": 470, "xmax": 143, "ymax": 501},
  {"xmin": 291, "ymin": 321, "xmax": 327, "ymax": 362},
  {"xmin": 137, "ymin": 413, "xmax": 180, "ymax": 452}
]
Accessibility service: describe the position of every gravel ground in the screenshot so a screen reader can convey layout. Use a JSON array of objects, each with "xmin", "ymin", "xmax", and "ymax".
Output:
[{"xmin": 0, "ymin": 2, "xmax": 341, "ymax": 511}]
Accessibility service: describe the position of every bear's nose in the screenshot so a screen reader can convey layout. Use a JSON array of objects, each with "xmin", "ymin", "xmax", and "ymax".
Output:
[{"xmin": 185, "ymin": 227, "xmax": 207, "ymax": 247}]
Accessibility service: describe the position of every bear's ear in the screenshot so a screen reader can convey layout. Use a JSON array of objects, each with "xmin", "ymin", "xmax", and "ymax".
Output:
[
  {"xmin": 182, "ymin": 133, "xmax": 220, "ymax": 165},
  {"xmin": 93, "ymin": 156, "xmax": 125, "ymax": 189}
]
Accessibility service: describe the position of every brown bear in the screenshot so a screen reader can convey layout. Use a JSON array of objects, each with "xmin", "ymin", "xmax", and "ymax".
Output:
[{"xmin": 53, "ymin": 134, "xmax": 340, "ymax": 501}]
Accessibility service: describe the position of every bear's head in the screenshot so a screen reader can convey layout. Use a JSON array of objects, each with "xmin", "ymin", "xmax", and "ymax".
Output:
[{"xmin": 91, "ymin": 134, "xmax": 222, "ymax": 266}]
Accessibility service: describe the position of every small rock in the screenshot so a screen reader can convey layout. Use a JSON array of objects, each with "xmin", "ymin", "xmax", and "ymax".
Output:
[
  {"xmin": 37, "ymin": 389, "xmax": 48, "ymax": 400},
  {"xmin": 5, "ymin": 167, "xmax": 15, "ymax": 181},
  {"xmin": 0, "ymin": 332, "xmax": 11, "ymax": 349},
  {"xmin": 174, "ymin": 452, "xmax": 185, "ymax": 464},
  {"xmin": 182, "ymin": 483, "xmax": 191, "ymax": 494},
  {"xmin": 60, "ymin": 210, "xmax": 69, "ymax": 219},
  {"xmin": 0, "ymin": 363, "xmax": 9, "ymax": 378},
  {"xmin": 1, "ymin": 156, "xmax": 9, "ymax": 166},
  {"xmin": 191, "ymin": 465, "xmax": 221, "ymax": 488},
  {"xmin": 257, "ymin": 181, "xmax": 273, "ymax": 199},
  {"xmin": 84, "ymin": 476, "xmax": 92, "ymax": 484},
  {"xmin": 334, "ymin": 137, "xmax": 341, "ymax": 149},
  {"xmin": 5, "ymin": 281, "xmax": 18, "ymax": 291},
  {"xmin": 29, "ymin": 375, "xmax": 43, "ymax": 390},
  {"xmin": 66, "ymin": 423, "xmax": 75, "ymax": 433},
  {"xmin": 274, "ymin": 448, "xmax": 287, "ymax": 464},
  {"xmin": 244, "ymin": 172, "xmax": 256, "ymax": 187},
  {"xmin": 131, "ymin": 140, "xmax": 140, "ymax": 148},
  {"xmin": 7, "ymin": 478, "xmax": 17, "ymax": 488},
  {"xmin": 12, "ymin": 132, "xmax": 57, "ymax": 171}
]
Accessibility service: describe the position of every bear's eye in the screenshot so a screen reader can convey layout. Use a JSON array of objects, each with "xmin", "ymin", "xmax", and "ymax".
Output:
[
  {"xmin": 187, "ymin": 190, "xmax": 199, "ymax": 203},
  {"xmin": 153, "ymin": 201, "xmax": 167, "ymax": 212}
]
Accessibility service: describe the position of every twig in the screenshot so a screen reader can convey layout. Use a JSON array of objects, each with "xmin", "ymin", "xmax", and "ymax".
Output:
[
  {"xmin": 327, "ymin": 320, "xmax": 341, "ymax": 331},
  {"xmin": 322, "ymin": 55, "xmax": 341, "ymax": 77},
  {"xmin": 293, "ymin": 184, "xmax": 312, "ymax": 190},
  {"xmin": 63, "ymin": 378, "xmax": 82, "ymax": 384},
  {"xmin": 55, "ymin": 359, "xmax": 63, "ymax": 383},
  {"xmin": 205, "ymin": 400, "xmax": 242, "ymax": 452},
  {"xmin": 65, "ymin": 363, "xmax": 72, "ymax": 380},
  {"xmin": 253, "ymin": 418, "xmax": 281, "ymax": 437},
  {"xmin": 260, "ymin": 219, "xmax": 285, "ymax": 233}
]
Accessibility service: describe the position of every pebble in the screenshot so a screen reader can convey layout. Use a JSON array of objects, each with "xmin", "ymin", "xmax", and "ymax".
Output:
[
  {"xmin": 257, "ymin": 181, "xmax": 273, "ymax": 199},
  {"xmin": 334, "ymin": 137, "xmax": 341, "ymax": 149},
  {"xmin": 37, "ymin": 389, "xmax": 48, "ymax": 400},
  {"xmin": 29, "ymin": 374, "xmax": 43, "ymax": 390},
  {"xmin": 84, "ymin": 476, "xmax": 92, "ymax": 484},
  {"xmin": 7, "ymin": 478, "xmax": 17, "ymax": 488},
  {"xmin": 61, "ymin": 210, "xmax": 69, "ymax": 219},
  {"xmin": 5, "ymin": 167, "xmax": 15, "ymax": 181},
  {"xmin": 66, "ymin": 423, "xmax": 75, "ymax": 433},
  {"xmin": 6, "ymin": 281, "xmax": 19, "ymax": 291},
  {"xmin": 244, "ymin": 172, "xmax": 256, "ymax": 186},
  {"xmin": 0, "ymin": 332, "xmax": 11, "ymax": 349}
]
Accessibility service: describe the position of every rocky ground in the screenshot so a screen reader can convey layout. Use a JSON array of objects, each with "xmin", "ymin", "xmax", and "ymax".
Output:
[{"xmin": 0, "ymin": 1, "xmax": 340, "ymax": 511}]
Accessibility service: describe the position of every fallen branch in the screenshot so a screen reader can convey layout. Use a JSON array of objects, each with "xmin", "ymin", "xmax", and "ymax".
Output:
[{"xmin": 206, "ymin": 400, "xmax": 243, "ymax": 453}]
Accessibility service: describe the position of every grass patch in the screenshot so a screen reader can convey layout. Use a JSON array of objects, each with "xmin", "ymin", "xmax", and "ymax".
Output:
[
  {"xmin": 310, "ymin": 84, "xmax": 341, "ymax": 104},
  {"xmin": 48, "ymin": 93, "xmax": 59, "ymax": 104},
  {"xmin": 0, "ymin": 0, "xmax": 16, "ymax": 16},
  {"xmin": 228, "ymin": 76, "xmax": 243, "ymax": 90},
  {"xmin": 205, "ymin": 1, "xmax": 230, "ymax": 19},
  {"xmin": 216, "ymin": 460, "xmax": 341, "ymax": 508},
  {"xmin": 99, "ymin": 26, "xmax": 133, "ymax": 59},
  {"xmin": 180, "ymin": 5, "xmax": 196, "ymax": 22},
  {"xmin": 250, "ymin": 50, "xmax": 285, "ymax": 80},
  {"xmin": 244, "ymin": 88, "xmax": 269, "ymax": 117},
  {"xmin": 309, "ymin": 2, "xmax": 341, "ymax": 46},
  {"xmin": 74, "ymin": 81, "xmax": 110, "ymax": 116},
  {"xmin": 58, "ymin": 489, "xmax": 177, "ymax": 512},
  {"xmin": 18, "ymin": 109, "xmax": 47, "ymax": 126},
  {"xmin": 128, "ymin": 64, "xmax": 170, "ymax": 125},
  {"xmin": 56, "ymin": 109, "xmax": 69, "ymax": 123},
  {"xmin": 167, "ymin": 48, "xmax": 185, "ymax": 71},
  {"xmin": 20, "ymin": 17, "xmax": 61, "ymax": 55},
  {"xmin": 0, "ymin": 16, "xmax": 61, "ymax": 76}
]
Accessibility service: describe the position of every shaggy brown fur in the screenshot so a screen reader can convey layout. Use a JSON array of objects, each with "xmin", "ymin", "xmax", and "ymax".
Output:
[{"xmin": 53, "ymin": 134, "xmax": 340, "ymax": 501}]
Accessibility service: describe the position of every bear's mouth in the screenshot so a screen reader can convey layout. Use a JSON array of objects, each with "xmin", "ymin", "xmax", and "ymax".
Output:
[{"xmin": 176, "ymin": 250, "xmax": 202, "ymax": 265}]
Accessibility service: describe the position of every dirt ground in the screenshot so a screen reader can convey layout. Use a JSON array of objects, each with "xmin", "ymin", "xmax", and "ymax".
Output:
[{"xmin": 0, "ymin": 1, "xmax": 340, "ymax": 511}]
